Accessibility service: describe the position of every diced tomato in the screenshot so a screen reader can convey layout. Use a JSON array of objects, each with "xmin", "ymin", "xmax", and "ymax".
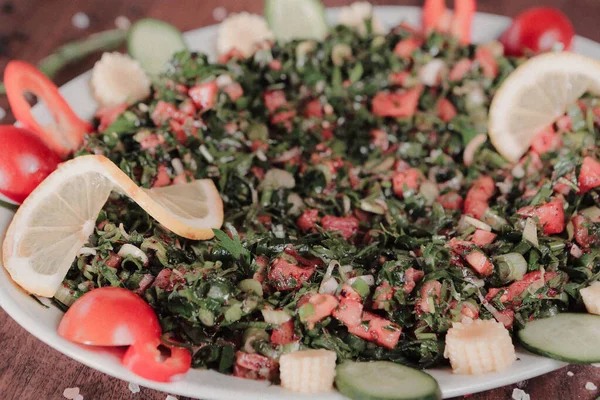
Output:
[
  {"xmin": 498, "ymin": 309, "xmax": 515, "ymax": 329},
  {"xmin": 122, "ymin": 337, "xmax": 191, "ymax": 383},
  {"xmin": 372, "ymin": 86, "xmax": 423, "ymax": 118},
  {"xmin": 139, "ymin": 133, "xmax": 166, "ymax": 152},
  {"xmin": 300, "ymin": 293, "xmax": 339, "ymax": 329},
  {"xmin": 437, "ymin": 192, "xmax": 464, "ymax": 210},
  {"xmin": 449, "ymin": 58, "xmax": 473, "ymax": 82},
  {"xmin": 389, "ymin": 71, "xmax": 411, "ymax": 86},
  {"xmin": 251, "ymin": 166, "xmax": 265, "ymax": 181},
  {"xmin": 578, "ymin": 156, "xmax": 600, "ymax": 194},
  {"xmin": 321, "ymin": 128, "xmax": 334, "ymax": 140},
  {"xmin": 436, "ymin": 98, "xmax": 457, "ymax": 122},
  {"xmin": 321, "ymin": 215, "xmax": 360, "ymax": 239},
  {"xmin": 297, "ymin": 209, "xmax": 320, "ymax": 232},
  {"xmin": 464, "ymin": 176, "xmax": 495, "ymax": 219},
  {"xmin": 269, "ymin": 59, "xmax": 282, "ymax": 71},
  {"xmin": 422, "ymin": 0, "xmax": 447, "ymax": 33},
  {"xmin": 556, "ymin": 115, "xmax": 572, "ymax": 133},
  {"xmin": 267, "ymin": 257, "xmax": 315, "ymax": 291},
  {"xmin": 58, "ymin": 287, "xmax": 161, "ymax": 346},
  {"xmin": 403, "ymin": 267, "xmax": 424, "ymax": 294},
  {"xmin": 471, "ymin": 230, "xmax": 497, "ymax": 247},
  {"xmin": 188, "ymin": 81, "xmax": 218, "ymax": 110},
  {"xmin": 517, "ymin": 199, "xmax": 565, "ymax": 235},
  {"xmin": 263, "ymin": 90, "xmax": 288, "ymax": 112},
  {"xmin": 178, "ymin": 99, "xmax": 196, "ymax": 117},
  {"xmin": 449, "ymin": 0, "xmax": 476, "ymax": 45},
  {"xmin": 572, "ymin": 215, "xmax": 597, "ymax": 248},
  {"xmin": 152, "ymin": 165, "xmax": 172, "ymax": 188},
  {"xmin": 252, "ymin": 255, "xmax": 269, "ymax": 283},
  {"xmin": 485, "ymin": 287, "xmax": 509, "ymax": 303},
  {"xmin": 531, "ymin": 126, "xmax": 562, "ymax": 154},
  {"xmin": 392, "ymin": 168, "xmax": 421, "ymax": 198},
  {"xmin": 475, "ymin": 47, "xmax": 498, "ymax": 79},
  {"xmin": 372, "ymin": 281, "xmax": 393, "ymax": 310},
  {"xmin": 452, "ymin": 301, "xmax": 479, "ymax": 320},
  {"xmin": 553, "ymin": 176, "xmax": 573, "ymax": 196},
  {"xmin": 271, "ymin": 110, "xmax": 297, "ymax": 125},
  {"xmin": 505, "ymin": 271, "xmax": 562, "ymax": 301},
  {"xmin": 169, "ymin": 118, "xmax": 194, "ymax": 144},
  {"xmin": 340, "ymin": 283, "xmax": 362, "ymax": 301},
  {"xmin": 151, "ymin": 101, "xmax": 180, "ymax": 126},
  {"xmin": 347, "ymin": 312, "xmax": 402, "ymax": 350},
  {"xmin": 104, "ymin": 252, "xmax": 122, "ymax": 268},
  {"xmin": 223, "ymin": 82, "xmax": 244, "ymax": 102},
  {"xmin": 218, "ymin": 48, "xmax": 245, "ymax": 63},
  {"xmin": 303, "ymin": 99, "xmax": 323, "ymax": 118},
  {"xmin": 370, "ymin": 129, "xmax": 389, "ymax": 151},
  {"xmin": 233, "ymin": 352, "xmax": 278, "ymax": 381},
  {"xmin": 464, "ymin": 250, "xmax": 494, "ymax": 276},
  {"xmin": 393, "ymin": 37, "xmax": 424, "ymax": 58},
  {"xmin": 153, "ymin": 268, "xmax": 186, "ymax": 291},
  {"xmin": 333, "ymin": 285, "xmax": 363, "ymax": 328},
  {"xmin": 96, "ymin": 103, "xmax": 128, "ymax": 132},
  {"xmin": 417, "ymin": 281, "xmax": 442, "ymax": 313},
  {"xmin": 270, "ymin": 320, "xmax": 297, "ymax": 345}
]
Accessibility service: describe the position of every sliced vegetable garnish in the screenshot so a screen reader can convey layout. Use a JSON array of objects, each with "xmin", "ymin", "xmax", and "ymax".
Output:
[
  {"xmin": 518, "ymin": 313, "xmax": 600, "ymax": 363},
  {"xmin": 4, "ymin": 61, "xmax": 93, "ymax": 158},
  {"xmin": 265, "ymin": 0, "xmax": 328, "ymax": 41},
  {"xmin": 122, "ymin": 336, "xmax": 192, "ymax": 382}
]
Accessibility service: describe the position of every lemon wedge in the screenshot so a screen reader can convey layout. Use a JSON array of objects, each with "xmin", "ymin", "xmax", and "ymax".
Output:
[
  {"xmin": 2, "ymin": 155, "xmax": 223, "ymax": 297},
  {"xmin": 489, "ymin": 52, "xmax": 600, "ymax": 162}
]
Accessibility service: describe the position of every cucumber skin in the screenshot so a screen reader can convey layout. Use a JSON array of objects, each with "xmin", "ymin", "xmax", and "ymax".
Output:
[
  {"xmin": 264, "ymin": 0, "xmax": 328, "ymax": 41},
  {"xmin": 334, "ymin": 363, "xmax": 442, "ymax": 400},
  {"xmin": 517, "ymin": 331, "xmax": 600, "ymax": 365}
]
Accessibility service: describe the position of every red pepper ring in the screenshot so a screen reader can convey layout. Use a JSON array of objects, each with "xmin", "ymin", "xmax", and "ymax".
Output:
[{"xmin": 4, "ymin": 60, "xmax": 92, "ymax": 159}]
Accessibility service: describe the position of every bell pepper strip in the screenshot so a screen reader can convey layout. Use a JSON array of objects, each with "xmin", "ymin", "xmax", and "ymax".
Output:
[
  {"xmin": 422, "ymin": 0, "xmax": 476, "ymax": 44},
  {"xmin": 4, "ymin": 60, "xmax": 92, "ymax": 158}
]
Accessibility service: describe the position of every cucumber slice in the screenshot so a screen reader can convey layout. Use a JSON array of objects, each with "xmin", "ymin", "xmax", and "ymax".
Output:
[
  {"xmin": 127, "ymin": 18, "xmax": 187, "ymax": 75},
  {"xmin": 335, "ymin": 361, "xmax": 442, "ymax": 400},
  {"xmin": 518, "ymin": 313, "xmax": 600, "ymax": 363},
  {"xmin": 264, "ymin": 0, "xmax": 328, "ymax": 42}
]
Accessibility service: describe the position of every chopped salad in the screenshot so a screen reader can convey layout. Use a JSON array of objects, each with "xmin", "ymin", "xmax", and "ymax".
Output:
[{"xmin": 2, "ymin": 0, "xmax": 600, "ymax": 397}]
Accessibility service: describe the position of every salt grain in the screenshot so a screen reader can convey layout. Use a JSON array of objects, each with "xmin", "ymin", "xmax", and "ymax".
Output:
[
  {"xmin": 115, "ymin": 15, "xmax": 131, "ymax": 30},
  {"xmin": 212, "ymin": 7, "xmax": 227, "ymax": 21},
  {"xmin": 128, "ymin": 382, "xmax": 140, "ymax": 394},
  {"xmin": 72, "ymin": 12, "xmax": 90, "ymax": 29},
  {"xmin": 63, "ymin": 387, "xmax": 79, "ymax": 399},
  {"xmin": 585, "ymin": 382, "xmax": 597, "ymax": 391},
  {"xmin": 567, "ymin": 371, "xmax": 574, "ymax": 377},
  {"xmin": 511, "ymin": 388, "xmax": 530, "ymax": 400}
]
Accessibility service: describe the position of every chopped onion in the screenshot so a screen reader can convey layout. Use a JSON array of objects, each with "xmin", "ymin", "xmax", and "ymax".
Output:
[
  {"xmin": 272, "ymin": 147, "xmax": 301, "ymax": 163},
  {"xmin": 523, "ymin": 218, "xmax": 539, "ymax": 248},
  {"xmin": 339, "ymin": 265, "xmax": 353, "ymax": 281},
  {"xmin": 118, "ymin": 223, "xmax": 130, "ymax": 240},
  {"xmin": 418, "ymin": 59, "xmax": 445, "ymax": 86},
  {"xmin": 347, "ymin": 275, "xmax": 375, "ymax": 286},
  {"xmin": 259, "ymin": 169, "xmax": 296, "ymax": 190},
  {"xmin": 286, "ymin": 193, "xmax": 304, "ymax": 216},
  {"xmin": 495, "ymin": 253, "xmax": 527, "ymax": 283},
  {"xmin": 331, "ymin": 43, "xmax": 352, "ymax": 66},
  {"xmin": 216, "ymin": 74, "xmax": 233, "ymax": 88},
  {"xmin": 77, "ymin": 247, "xmax": 97, "ymax": 256},
  {"xmin": 319, "ymin": 277, "xmax": 339, "ymax": 294},
  {"xmin": 199, "ymin": 144, "xmax": 214, "ymax": 163},
  {"xmin": 54, "ymin": 285, "xmax": 76, "ymax": 306},
  {"xmin": 171, "ymin": 158, "xmax": 185, "ymax": 176},
  {"xmin": 571, "ymin": 244, "xmax": 583, "ymax": 258},
  {"xmin": 419, "ymin": 180, "xmax": 439, "ymax": 205},
  {"xmin": 238, "ymin": 279, "xmax": 264, "ymax": 297},
  {"xmin": 581, "ymin": 206, "xmax": 600, "ymax": 222},
  {"xmin": 118, "ymin": 244, "xmax": 149, "ymax": 265},
  {"xmin": 463, "ymin": 215, "xmax": 492, "ymax": 232},
  {"xmin": 463, "ymin": 134, "xmax": 487, "ymax": 167},
  {"xmin": 261, "ymin": 309, "xmax": 292, "ymax": 325},
  {"xmin": 482, "ymin": 208, "xmax": 509, "ymax": 230},
  {"xmin": 511, "ymin": 165, "xmax": 525, "ymax": 179}
]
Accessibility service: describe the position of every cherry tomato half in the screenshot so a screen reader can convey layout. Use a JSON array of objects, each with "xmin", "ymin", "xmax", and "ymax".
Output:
[
  {"xmin": 500, "ymin": 7, "xmax": 575, "ymax": 56},
  {"xmin": 0, "ymin": 125, "xmax": 60, "ymax": 203},
  {"xmin": 122, "ymin": 337, "xmax": 192, "ymax": 382},
  {"xmin": 58, "ymin": 287, "xmax": 161, "ymax": 346}
]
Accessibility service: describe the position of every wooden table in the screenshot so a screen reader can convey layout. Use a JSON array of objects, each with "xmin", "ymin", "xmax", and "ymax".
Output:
[{"xmin": 1, "ymin": 0, "xmax": 600, "ymax": 399}]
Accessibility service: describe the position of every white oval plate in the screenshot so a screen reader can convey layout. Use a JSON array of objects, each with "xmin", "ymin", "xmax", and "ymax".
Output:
[{"xmin": 4, "ymin": 5, "xmax": 598, "ymax": 399}]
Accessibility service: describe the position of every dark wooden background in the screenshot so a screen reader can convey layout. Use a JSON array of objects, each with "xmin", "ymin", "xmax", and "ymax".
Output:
[{"xmin": 1, "ymin": 0, "xmax": 600, "ymax": 399}]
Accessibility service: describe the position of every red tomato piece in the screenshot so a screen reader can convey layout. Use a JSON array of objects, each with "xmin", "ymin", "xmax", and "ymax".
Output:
[
  {"xmin": 372, "ymin": 281, "xmax": 393, "ymax": 310},
  {"xmin": 303, "ymin": 99, "xmax": 323, "ymax": 118},
  {"xmin": 333, "ymin": 298, "xmax": 363, "ymax": 328},
  {"xmin": 389, "ymin": 71, "xmax": 411, "ymax": 86},
  {"xmin": 449, "ymin": 59, "xmax": 473, "ymax": 82},
  {"xmin": 296, "ymin": 209, "xmax": 320, "ymax": 233},
  {"xmin": 370, "ymin": 129, "xmax": 389, "ymax": 151},
  {"xmin": 500, "ymin": 7, "xmax": 575, "ymax": 56},
  {"xmin": 464, "ymin": 250, "xmax": 494, "ymax": 276},
  {"xmin": 422, "ymin": 0, "xmax": 447, "ymax": 33},
  {"xmin": 572, "ymin": 215, "xmax": 597, "ymax": 248},
  {"xmin": 233, "ymin": 352, "xmax": 278, "ymax": 381},
  {"xmin": 152, "ymin": 165, "xmax": 172, "ymax": 188},
  {"xmin": 475, "ymin": 47, "xmax": 498, "ymax": 79},
  {"xmin": 271, "ymin": 110, "xmax": 297, "ymax": 125},
  {"xmin": 556, "ymin": 115, "xmax": 572, "ymax": 133},
  {"xmin": 530, "ymin": 126, "xmax": 562, "ymax": 154},
  {"xmin": 437, "ymin": 98, "xmax": 457, "ymax": 122},
  {"xmin": 58, "ymin": 287, "xmax": 161, "ymax": 346},
  {"xmin": 452, "ymin": 301, "xmax": 479, "ymax": 320},
  {"xmin": 122, "ymin": 337, "xmax": 191, "ymax": 382},
  {"xmin": 263, "ymin": 90, "xmax": 288, "ymax": 112},
  {"xmin": 224, "ymin": 82, "xmax": 244, "ymax": 102},
  {"xmin": 347, "ymin": 312, "xmax": 402, "ymax": 350},
  {"xmin": 449, "ymin": 0, "xmax": 476, "ymax": 45},
  {"xmin": 517, "ymin": 200, "xmax": 565, "ymax": 235},
  {"xmin": 270, "ymin": 320, "xmax": 297, "ymax": 345},
  {"xmin": 578, "ymin": 156, "xmax": 600, "ymax": 194},
  {"xmin": 393, "ymin": 37, "xmax": 424, "ymax": 59},
  {"xmin": 471, "ymin": 229, "xmax": 497, "ymax": 247},
  {"xmin": 5, "ymin": 61, "xmax": 92, "ymax": 158},
  {"xmin": 0, "ymin": 126, "xmax": 60, "ymax": 203},
  {"xmin": 104, "ymin": 252, "xmax": 122, "ymax": 269},
  {"xmin": 403, "ymin": 267, "xmax": 424, "ymax": 294},
  {"xmin": 498, "ymin": 309, "xmax": 515, "ymax": 329},
  {"xmin": 95, "ymin": 103, "xmax": 128, "ymax": 132},
  {"xmin": 417, "ymin": 281, "xmax": 442, "ymax": 313},
  {"xmin": 437, "ymin": 192, "xmax": 464, "ymax": 210},
  {"xmin": 464, "ymin": 176, "xmax": 495, "ymax": 219},
  {"xmin": 300, "ymin": 293, "xmax": 339, "ymax": 329},
  {"xmin": 188, "ymin": 81, "xmax": 218, "ymax": 110},
  {"xmin": 267, "ymin": 257, "xmax": 315, "ymax": 291},
  {"xmin": 321, "ymin": 215, "xmax": 359, "ymax": 239},
  {"xmin": 372, "ymin": 86, "xmax": 423, "ymax": 118},
  {"xmin": 392, "ymin": 168, "xmax": 421, "ymax": 198},
  {"xmin": 151, "ymin": 101, "xmax": 180, "ymax": 126},
  {"xmin": 178, "ymin": 99, "xmax": 196, "ymax": 117}
]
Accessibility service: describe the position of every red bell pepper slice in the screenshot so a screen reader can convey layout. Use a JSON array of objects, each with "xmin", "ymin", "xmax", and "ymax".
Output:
[{"xmin": 4, "ymin": 60, "xmax": 92, "ymax": 158}]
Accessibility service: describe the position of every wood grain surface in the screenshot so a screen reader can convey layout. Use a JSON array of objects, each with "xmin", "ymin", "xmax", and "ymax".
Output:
[{"xmin": 1, "ymin": 0, "xmax": 600, "ymax": 399}]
